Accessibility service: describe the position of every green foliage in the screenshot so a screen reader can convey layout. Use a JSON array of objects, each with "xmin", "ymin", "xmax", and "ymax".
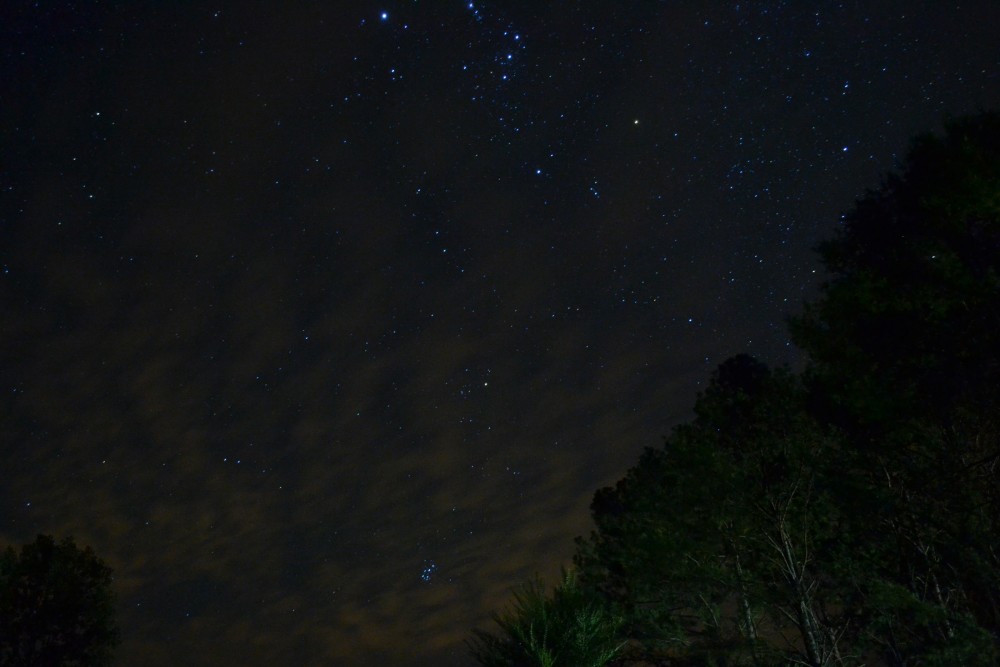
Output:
[
  {"xmin": 468, "ymin": 569, "xmax": 625, "ymax": 667},
  {"xmin": 857, "ymin": 578, "xmax": 997, "ymax": 666},
  {"xmin": 0, "ymin": 534, "xmax": 120, "ymax": 667},
  {"xmin": 790, "ymin": 112, "xmax": 1000, "ymax": 660},
  {"xmin": 475, "ymin": 111, "xmax": 1000, "ymax": 667},
  {"xmin": 791, "ymin": 112, "xmax": 1000, "ymax": 429},
  {"xmin": 577, "ymin": 357, "xmax": 849, "ymax": 666}
]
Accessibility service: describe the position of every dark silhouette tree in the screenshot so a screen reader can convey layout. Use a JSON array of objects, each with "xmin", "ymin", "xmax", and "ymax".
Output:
[
  {"xmin": 0, "ymin": 534, "xmax": 120, "ymax": 667},
  {"xmin": 791, "ymin": 112, "xmax": 1000, "ymax": 664},
  {"xmin": 468, "ymin": 569, "xmax": 625, "ymax": 667},
  {"xmin": 575, "ymin": 357, "xmax": 849, "ymax": 667},
  {"xmin": 474, "ymin": 112, "xmax": 1000, "ymax": 667},
  {"xmin": 792, "ymin": 112, "xmax": 1000, "ymax": 430}
]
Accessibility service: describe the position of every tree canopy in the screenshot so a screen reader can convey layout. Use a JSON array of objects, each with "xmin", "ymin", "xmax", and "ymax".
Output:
[
  {"xmin": 0, "ymin": 534, "xmax": 120, "ymax": 667},
  {"xmin": 791, "ymin": 111, "xmax": 1000, "ymax": 430},
  {"xmin": 470, "ymin": 112, "xmax": 1000, "ymax": 667}
]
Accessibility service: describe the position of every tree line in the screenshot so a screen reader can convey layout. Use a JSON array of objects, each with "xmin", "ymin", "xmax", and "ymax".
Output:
[{"xmin": 469, "ymin": 112, "xmax": 1000, "ymax": 666}]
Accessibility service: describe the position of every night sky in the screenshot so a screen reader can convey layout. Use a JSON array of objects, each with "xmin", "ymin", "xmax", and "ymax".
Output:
[{"xmin": 2, "ymin": 2, "xmax": 999, "ymax": 665}]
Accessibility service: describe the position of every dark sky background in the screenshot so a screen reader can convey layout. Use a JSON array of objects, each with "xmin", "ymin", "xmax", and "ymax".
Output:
[{"xmin": 2, "ymin": 2, "xmax": 998, "ymax": 665}]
